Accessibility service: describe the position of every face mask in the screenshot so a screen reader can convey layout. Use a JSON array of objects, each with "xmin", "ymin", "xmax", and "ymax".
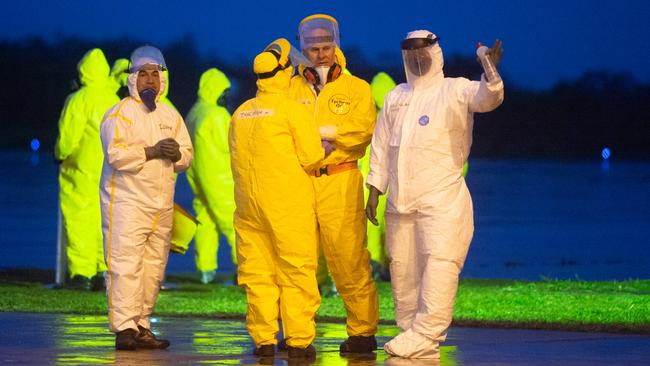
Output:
[
  {"xmin": 315, "ymin": 66, "xmax": 330, "ymax": 87},
  {"xmin": 217, "ymin": 89, "xmax": 230, "ymax": 107},
  {"xmin": 139, "ymin": 88, "xmax": 157, "ymax": 112}
]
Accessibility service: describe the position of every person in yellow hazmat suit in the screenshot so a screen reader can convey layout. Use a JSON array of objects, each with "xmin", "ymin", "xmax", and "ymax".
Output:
[
  {"xmin": 186, "ymin": 68, "xmax": 237, "ymax": 284},
  {"xmin": 288, "ymin": 14, "xmax": 379, "ymax": 354},
  {"xmin": 54, "ymin": 48, "xmax": 119, "ymax": 291},
  {"xmin": 360, "ymin": 71, "xmax": 396, "ymax": 282},
  {"xmin": 229, "ymin": 39, "xmax": 325, "ymax": 360},
  {"xmin": 109, "ymin": 58, "xmax": 129, "ymax": 98},
  {"xmin": 100, "ymin": 45, "xmax": 193, "ymax": 350},
  {"xmin": 159, "ymin": 69, "xmax": 177, "ymax": 111}
]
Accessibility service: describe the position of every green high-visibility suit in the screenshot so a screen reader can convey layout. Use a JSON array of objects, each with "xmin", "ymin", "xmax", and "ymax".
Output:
[
  {"xmin": 186, "ymin": 68, "xmax": 237, "ymax": 273},
  {"xmin": 54, "ymin": 48, "xmax": 119, "ymax": 279},
  {"xmin": 360, "ymin": 72, "xmax": 396, "ymax": 273}
]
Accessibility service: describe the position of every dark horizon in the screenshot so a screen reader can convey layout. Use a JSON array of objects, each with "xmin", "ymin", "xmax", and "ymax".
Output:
[{"xmin": 2, "ymin": 35, "xmax": 649, "ymax": 160}]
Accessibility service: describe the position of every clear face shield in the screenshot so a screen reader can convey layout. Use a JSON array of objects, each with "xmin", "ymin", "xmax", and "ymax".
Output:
[
  {"xmin": 298, "ymin": 15, "xmax": 340, "ymax": 50},
  {"xmin": 265, "ymin": 39, "xmax": 310, "ymax": 70},
  {"xmin": 401, "ymin": 36, "xmax": 442, "ymax": 86}
]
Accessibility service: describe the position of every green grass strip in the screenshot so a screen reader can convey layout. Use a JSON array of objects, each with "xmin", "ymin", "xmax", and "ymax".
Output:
[{"xmin": 1, "ymin": 277, "xmax": 648, "ymax": 334}]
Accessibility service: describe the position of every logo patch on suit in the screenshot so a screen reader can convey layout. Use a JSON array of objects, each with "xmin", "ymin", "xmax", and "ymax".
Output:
[
  {"xmin": 328, "ymin": 94, "xmax": 351, "ymax": 115},
  {"xmin": 418, "ymin": 115, "xmax": 429, "ymax": 126}
]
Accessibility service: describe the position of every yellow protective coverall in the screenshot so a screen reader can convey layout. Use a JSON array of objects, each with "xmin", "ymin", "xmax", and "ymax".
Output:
[
  {"xmin": 99, "ymin": 66, "xmax": 193, "ymax": 333},
  {"xmin": 359, "ymin": 72, "xmax": 396, "ymax": 276},
  {"xmin": 230, "ymin": 49, "xmax": 324, "ymax": 349},
  {"xmin": 186, "ymin": 68, "xmax": 237, "ymax": 274},
  {"xmin": 108, "ymin": 58, "xmax": 129, "ymax": 96},
  {"xmin": 289, "ymin": 49, "xmax": 379, "ymax": 337},
  {"xmin": 54, "ymin": 48, "xmax": 119, "ymax": 279}
]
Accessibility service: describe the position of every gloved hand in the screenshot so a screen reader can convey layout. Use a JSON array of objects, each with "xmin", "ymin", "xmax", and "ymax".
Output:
[
  {"xmin": 365, "ymin": 185, "xmax": 381, "ymax": 226},
  {"xmin": 144, "ymin": 143, "xmax": 161, "ymax": 161},
  {"xmin": 145, "ymin": 138, "xmax": 181, "ymax": 162},
  {"xmin": 159, "ymin": 138, "xmax": 181, "ymax": 162},
  {"xmin": 321, "ymin": 140, "xmax": 336, "ymax": 158},
  {"xmin": 487, "ymin": 39, "xmax": 503, "ymax": 67}
]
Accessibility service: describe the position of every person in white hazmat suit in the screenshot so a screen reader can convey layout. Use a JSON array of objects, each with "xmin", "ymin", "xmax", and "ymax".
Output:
[
  {"xmin": 99, "ymin": 45, "xmax": 193, "ymax": 351},
  {"xmin": 366, "ymin": 30, "xmax": 504, "ymax": 359}
]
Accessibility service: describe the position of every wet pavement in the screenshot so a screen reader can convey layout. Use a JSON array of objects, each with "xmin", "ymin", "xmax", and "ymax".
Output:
[{"xmin": 0, "ymin": 312, "xmax": 649, "ymax": 365}]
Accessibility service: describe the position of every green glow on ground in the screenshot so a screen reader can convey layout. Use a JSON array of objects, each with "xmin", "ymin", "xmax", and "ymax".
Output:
[{"xmin": 1, "ymin": 275, "xmax": 648, "ymax": 334}]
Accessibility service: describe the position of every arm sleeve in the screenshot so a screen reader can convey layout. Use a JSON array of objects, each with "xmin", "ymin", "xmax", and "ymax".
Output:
[
  {"xmin": 173, "ymin": 115, "xmax": 194, "ymax": 173},
  {"xmin": 333, "ymin": 80, "xmax": 377, "ymax": 152},
  {"xmin": 287, "ymin": 103, "xmax": 325, "ymax": 172},
  {"xmin": 366, "ymin": 98, "xmax": 391, "ymax": 194},
  {"xmin": 100, "ymin": 108, "xmax": 147, "ymax": 173},
  {"xmin": 460, "ymin": 75, "xmax": 504, "ymax": 113},
  {"xmin": 54, "ymin": 94, "xmax": 86, "ymax": 161}
]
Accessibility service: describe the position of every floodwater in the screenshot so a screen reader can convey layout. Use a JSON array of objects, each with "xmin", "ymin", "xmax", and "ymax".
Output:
[
  {"xmin": 1, "ymin": 313, "xmax": 649, "ymax": 365},
  {"xmin": 1, "ymin": 150, "xmax": 649, "ymax": 280}
]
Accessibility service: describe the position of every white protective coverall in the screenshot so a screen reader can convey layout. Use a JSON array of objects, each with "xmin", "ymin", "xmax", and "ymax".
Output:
[
  {"xmin": 99, "ymin": 47, "xmax": 193, "ymax": 333},
  {"xmin": 367, "ymin": 30, "xmax": 504, "ymax": 358}
]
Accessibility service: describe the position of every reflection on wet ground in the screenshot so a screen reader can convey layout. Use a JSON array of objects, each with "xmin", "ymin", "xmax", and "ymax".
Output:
[{"xmin": 0, "ymin": 313, "xmax": 649, "ymax": 365}]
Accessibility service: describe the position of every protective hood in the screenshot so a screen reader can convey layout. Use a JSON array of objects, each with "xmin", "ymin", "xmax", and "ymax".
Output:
[
  {"xmin": 110, "ymin": 58, "xmax": 129, "ymax": 86},
  {"xmin": 401, "ymin": 30, "xmax": 444, "ymax": 89},
  {"xmin": 126, "ymin": 46, "xmax": 168, "ymax": 104},
  {"xmin": 335, "ymin": 47, "xmax": 347, "ymax": 70},
  {"xmin": 77, "ymin": 48, "xmax": 111, "ymax": 87},
  {"xmin": 254, "ymin": 38, "xmax": 296, "ymax": 94},
  {"xmin": 370, "ymin": 72, "xmax": 396, "ymax": 109},
  {"xmin": 197, "ymin": 68, "xmax": 231, "ymax": 104}
]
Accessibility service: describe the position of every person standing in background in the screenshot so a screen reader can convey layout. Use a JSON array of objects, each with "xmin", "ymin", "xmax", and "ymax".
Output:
[
  {"xmin": 55, "ymin": 48, "xmax": 119, "ymax": 291},
  {"xmin": 361, "ymin": 71, "xmax": 396, "ymax": 282},
  {"xmin": 186, "ymin": 68, "xmax": 237, "ymax": 284}
]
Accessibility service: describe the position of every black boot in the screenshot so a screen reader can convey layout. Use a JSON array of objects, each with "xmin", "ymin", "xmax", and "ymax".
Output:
[
  {"xmin": 91, "ymin": 272, "xmax": 106, "ymax": 291},
  {"xmin": 253, "ymin": 344, "xmax": 275, "ymax": 357},
  {"xmin": 277, "ymin": 338, "xmax": 288, "ymax": 351},
  {"xmin": 339, "ymin": 335, "xmax": 377, "ymax": 353},
  {"xmin": 287, "ymin": 344, "xmax": 316, "ymax": 359},
  {"xmin": 136, "ymin": 326, "xmax": 170, "ymax": 349},
  {"xmin": 64, "ymin": 275, "xmax": 92, "ymax": 291},
  {"xmin": 115, "ymin": 329, "xmax": 138, "ymax": 350}
]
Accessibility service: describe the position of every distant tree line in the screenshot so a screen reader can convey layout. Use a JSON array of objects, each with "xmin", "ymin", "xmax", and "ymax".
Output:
[{"xmin": 1, "ymin": 36, "xmax": 648, "ymax": 159}]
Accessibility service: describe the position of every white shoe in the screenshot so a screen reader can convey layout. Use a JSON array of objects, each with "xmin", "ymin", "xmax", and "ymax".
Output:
[
  {"xmin": 383, "ymin": 329, "xmax": 440, "ymax": 359},
  {"xmin": 385, "ymin": 356, "xmax": 440, "ymax": 366}
]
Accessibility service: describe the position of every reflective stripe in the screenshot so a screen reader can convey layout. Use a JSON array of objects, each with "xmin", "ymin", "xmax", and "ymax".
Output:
[
  {"xmin": 106, "ymin": 171, "xmax": 116, "ymax": 328},
  {"xmin": 107, "ymin": 113, "xmax": 133, "ymax": 126},
  {"xmin": 151, "ymin": 212, "xmax": 160, "ymax": 233},
  {"xmin": 175, "ymin": 116, "xmax": 181, "ymax": 136}
]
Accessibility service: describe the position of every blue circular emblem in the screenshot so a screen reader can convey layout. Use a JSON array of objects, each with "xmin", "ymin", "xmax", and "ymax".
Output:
[{"xmin": 418, "ymin": 115, "xmax": 429, "ymax": 126}]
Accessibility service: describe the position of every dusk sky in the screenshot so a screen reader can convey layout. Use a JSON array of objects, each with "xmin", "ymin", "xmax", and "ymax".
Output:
[{"xmin": 3, "ymin": 0, "xmax": 649, "ymax": 90}]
